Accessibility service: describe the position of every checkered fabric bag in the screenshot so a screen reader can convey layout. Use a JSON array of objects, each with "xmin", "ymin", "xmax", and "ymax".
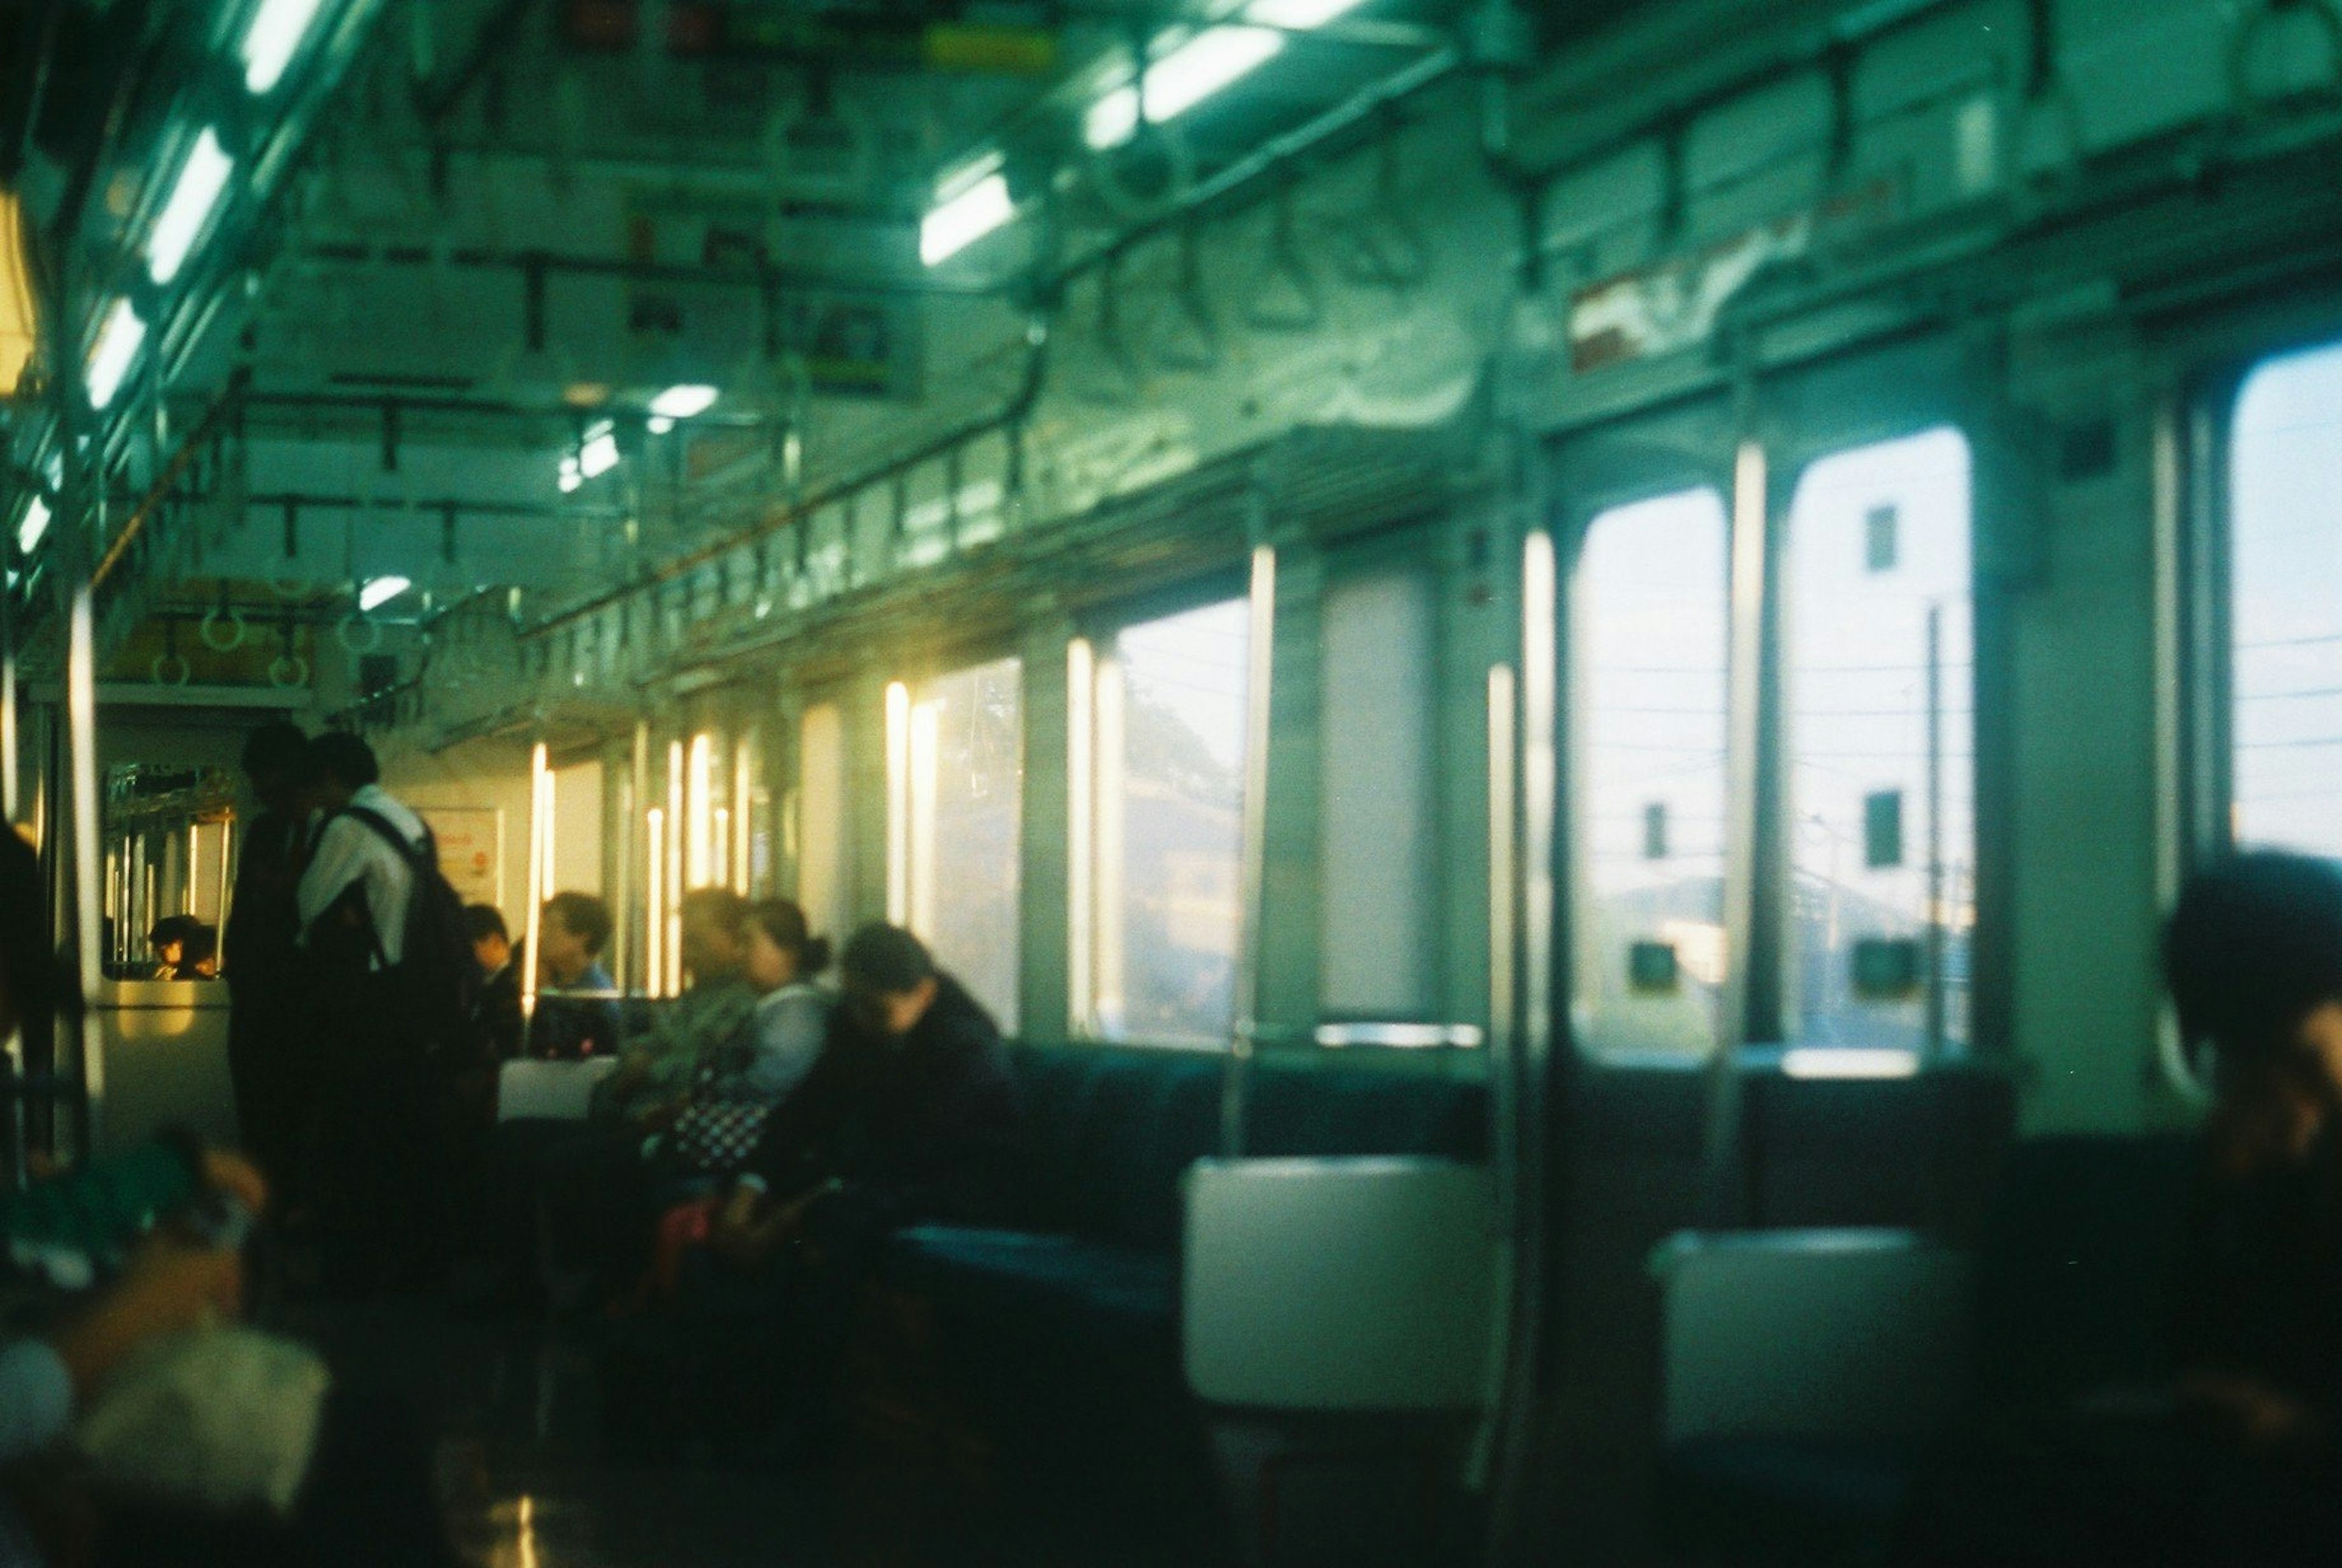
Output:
[{"xmin": 667, "ymin": 1095, "xmax": 774, "ymax": 1173}]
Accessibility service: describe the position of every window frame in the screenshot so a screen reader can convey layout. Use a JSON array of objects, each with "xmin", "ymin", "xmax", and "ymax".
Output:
[
  {"xmin": 884, "ymin": 651, "xmax": 1028, "ymax": 1032},
  {"xmin": 1550, "ymin": 337, "xmax": 2005, "ymax": 1067},
  {"xmin": 1069, "ymin": 569, "xmax": 1258, "ymax": 1047}
]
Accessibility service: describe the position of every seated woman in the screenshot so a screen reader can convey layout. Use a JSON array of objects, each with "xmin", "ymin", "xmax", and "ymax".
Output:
[
  {"xmin": 2163, "ymin": 851, "xmax": 2342, "ymax": 1456},
  {"xmin": 1903, "ymin": 850, "xmax": 2342, "ymax": 1564},
  {"xmin": 659, "ymin": 900, "xmax": 834, "ymax": 1178}
]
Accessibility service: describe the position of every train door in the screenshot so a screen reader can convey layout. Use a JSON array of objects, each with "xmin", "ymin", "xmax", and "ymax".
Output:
[{"xmin": 1506, "ymin": 335, "xmax": 2015, "ymax": 1558}]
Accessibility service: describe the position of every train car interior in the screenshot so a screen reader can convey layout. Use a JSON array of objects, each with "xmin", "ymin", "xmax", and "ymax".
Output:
[{"xmin": 8, "ymin": 0, "xmax": 2342, "ymax": 1558}]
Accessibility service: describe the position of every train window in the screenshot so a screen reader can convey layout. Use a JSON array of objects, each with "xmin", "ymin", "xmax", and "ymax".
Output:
[
  {"xmin": 2230, "ymin": 340, "xmax": 2342, "ymax": 858},
  {"xmin": 733, "ymin": 729, "xmax": 770, "ymax": 897},
  {"xmin": 551, "ymin": 761, "xmax": 603, "ymax": 895},
  {"xmin": 1319, "ymin": 568, "xmax": 1439, "ymax": 1015},
  {"xmin": 1784, "ymin": 426, "xmax": 1974, "ymax": 1051},
  {"xmin": 1090, "ymin": 598, "xmax": 1251, "ymax": 1045},
  {"xmin": 1571, "ymin": 488, "xmax": 1731, "ymax": 1058},
  {"xmin": 797, "ymin": 702, "xmax": 851, "ymax": 953},
  {"xmin": 895, "ymin": 658, "xmax": 1024, "ymax": 1031}
]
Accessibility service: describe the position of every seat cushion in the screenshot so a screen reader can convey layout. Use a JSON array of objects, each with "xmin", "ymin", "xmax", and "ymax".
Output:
[
  {"xmin": 1660, "ymin": 1435, "xmax": 1921, "ymax": 1564},
  {"xmin": 884, "ymin": 1225, "xmax": 1177, "ymax": 1333},
  {"xmin": 1974, "ymin": 1134, "xmax": 2197, "ymax": 1403}
]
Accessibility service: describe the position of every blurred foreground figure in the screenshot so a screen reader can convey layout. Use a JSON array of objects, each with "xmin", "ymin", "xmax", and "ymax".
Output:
[
  {"xmin": 1903, "ymin": 850, "xmax": 2342, "ymax": 1564},
  {"xmin": 223, "ymin": 723, "xmax": 310, "ymax": 1194},
  {"xmin": 0, "ymin": 821, "xmax": 457, "ymax": 1566}
]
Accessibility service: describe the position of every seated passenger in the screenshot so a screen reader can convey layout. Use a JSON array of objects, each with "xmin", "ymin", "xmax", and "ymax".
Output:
[
  {"xmin": 605, "ymin": 928, "xmax": 1014, "ymax": 1461},
  {"xmin": 2163, "ymin": 851, "xmax": 2342, "ymax": 1454},
  {"xmin": 588, "ymin": 889, "xmax": 761, "ymax": 1129},
  {"xmin": 1902, "ymin": 850, "xmax": 2342, "ymax": 1564},
  {"xmin": 529, "ymin": 890, "xmax": 621, "ymax": 1059},
  {"xmin": 174, "ymin": 920, "xmax": 219, "ymax": 979},
  {"xmin": 466, "ymin": 903, "xmax": 525, "ymax": 1062},
  {"xmin": 658, "ymin": 900, "xmax": 834, "ymax": 1177},
  {"xmin": 146, "ymin": 914, "xmax": 201, "ymax": 980},
  {"xmin": 712, "ymin": 923, "xmax": 1020, "ymax": 1265}
]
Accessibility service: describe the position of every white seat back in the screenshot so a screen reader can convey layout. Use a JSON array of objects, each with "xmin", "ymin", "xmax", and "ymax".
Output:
[
  {"xmin": 1183, "ymin": 1156, "xmax": 1499, "ymax": 1411},
  {"xmin": 495, "ymin": 1056, "xmax": 620, "ymax": 1122}
]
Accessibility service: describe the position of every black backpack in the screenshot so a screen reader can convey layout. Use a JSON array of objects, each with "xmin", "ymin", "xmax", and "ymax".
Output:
[{"xmin": 342, "ymin": 806, "xmax": 483, "ymax": 1065}]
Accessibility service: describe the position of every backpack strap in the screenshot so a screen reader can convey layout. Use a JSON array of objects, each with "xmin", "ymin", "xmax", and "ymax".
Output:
[
  {"xmin": 333, "ymin": 805, "xmax": 434, "ymax": 972},
  {"xmin": 340, "ymin": 804, "xmax": 435, "ymax": 869}
]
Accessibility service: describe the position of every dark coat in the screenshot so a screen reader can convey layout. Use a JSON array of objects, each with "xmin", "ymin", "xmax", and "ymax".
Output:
[{"xmin": 742, "ymin": 973, "xmax": 1022, "ymax": 1242}]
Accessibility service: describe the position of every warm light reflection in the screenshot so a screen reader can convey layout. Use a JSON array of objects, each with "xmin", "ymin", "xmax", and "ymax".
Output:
[
  {"xmin": 523, "ymin": 743, "xmax": 549, "ymax": 1020},
  {"xmin": 645, "ymin": 806, "xmax": 667, "ymax": 998},
  {"xmin": 907, "ymin": 696, "xmax": 942, "ymax": 937},
  {"xmin": 665, "ymin": 741, "xmax": 684, "ymax": 995},
  {"xmin": 884, "ymin": 681, "xmax": 911, "ymax": 924},
  {"xmin": 1066, "ymin": 639, "xmax": 1096, "ymax": 1034},
  {"xmin": 686, "ymin": 732, "xmax": 714, "ymax": 889}
]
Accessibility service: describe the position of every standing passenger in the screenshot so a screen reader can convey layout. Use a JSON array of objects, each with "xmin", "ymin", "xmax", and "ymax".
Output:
[
  {"xmin": 294, "ymin": 732, "xmax": 445, "ymax": 1292},
  {"xmin": 223, "ymin": 721, "xmax": 310, "ymax": 1191}
]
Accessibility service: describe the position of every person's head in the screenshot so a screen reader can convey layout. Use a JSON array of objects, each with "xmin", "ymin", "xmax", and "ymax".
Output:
[
  {"xmin": 537, "ymin": 892, "xmax": 612, "ymax": 987},
  {"xmin": 464, "ymin": 904, "xmax": 512, "ymax": 978},
  {"xmin": 743, "ymin": 899, "xmax": 833, "ymax": 993},
  {"xmin": 2166, "ymin": 851, "xmax": 2342, "ymax": 1160},
  {"xmin": 179, "ymin": 921, "xmax": 218, "ymax": 978},
  {"xmin": 303, "ymin": 731, "xmax": 379, "ymax": 812},
  {"xmin": 678, "ymin": 889, "xmax": 751, "ymax": 983},
  {"xmin": 240, "ymin": 721, "xmax": 309, "ymax": 814},
  {"xmin": 839, "ymin": 923, "xmax": 939, "ymax": 1040},
  {"xmin": 148, "ymin": 914, "xmax": 195, "ymax": 969}
]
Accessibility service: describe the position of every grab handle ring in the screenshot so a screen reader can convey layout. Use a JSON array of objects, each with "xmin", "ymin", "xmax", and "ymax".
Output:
[
  {"xmin": 335, "ymin": 615, "xmax": 384, "ymax": 655},
  {"xmin": 199, "ymin": 606, "xmax": 246, "ymax": 652},
  {"xmin": 268, "ymin": 654, "xmax": 310, "ymax": 689},
  {"xmin": 149, "ymin": 651, "xmax": 192, "ymax": 687}
]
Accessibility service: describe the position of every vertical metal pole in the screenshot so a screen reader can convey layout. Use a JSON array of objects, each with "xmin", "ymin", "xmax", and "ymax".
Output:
[
  {"xmin": 1924, "ymin": 601, "xmax": 1946, "ymax": 1058},
  {"xmin": 51, "ymin": 259, "xmax": 102, "ymax": 1158},
  {"xmin": 523, "ymin": 740, "xmax": 548, "ymax": 1024},
  {"xmin": 618, "ymin": 719, "xmax": 646, "ymax": 993},
  {"xmin": 1225, "ymin": 540, "xmax": 1277, "ymax": 1158},
  {"xmin": 1065, "ymin": 638, "xmax": 1096, "ymax": 1037},
  {"xmin": 0, "ymin": 541, "xmax": 17, "ymax": 823},
  {"xmin": 1703, "ymin": 436, "xmax": 1771, "ymax": 1225},
  {"xmin": 65, "ymin": 586, "xmax": 101, "ymax": 1157}
]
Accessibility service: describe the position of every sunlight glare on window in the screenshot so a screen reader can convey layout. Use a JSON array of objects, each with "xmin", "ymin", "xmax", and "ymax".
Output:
[
  {"xmin": 2232, "ymin": 340, "xmax": 2342, "ymax": 860},
  {"xmin": 1572, "ymin": 488, "xmax": 1730, "ymax": 1058},
  {"xmin": 1785, "ymin": 426, "xmax": 1973, "ymax": 1051},
  {"xmin": 1091, "ymin": 600, "xmax": 1250, "ymax": 1044}
]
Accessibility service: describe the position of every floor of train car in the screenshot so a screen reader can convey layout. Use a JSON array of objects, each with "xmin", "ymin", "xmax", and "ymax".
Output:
[{"xmin": 271, "ymin": 1284, "xmax": 1185, "ymax": 1567}]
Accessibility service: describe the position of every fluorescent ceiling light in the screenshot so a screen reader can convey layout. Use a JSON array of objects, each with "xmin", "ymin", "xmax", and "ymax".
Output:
[
  {"xmin": 1085, "ymin": 26, "xmax": 1285, "ymax": 149},
  {"xmin": 921, "ymin": 171, "xmax": 1014, "ymax": 267},
  {"xmin": 557, "ymin": 454, "xmax": 582, "ymax": 493},
  {"xmin": 85, "ymin": 299, "xmax": 146, "ymax": 410},
  {"xmin": 646, "ymin": 415, "xmax": 675, "ymax": 435},
  {"xmin": 16, "ymin": 496, "xmax": 49, "ymax": 556},
  {"xmin": 357, "ymin": 575, "xmax": 410, "ymax": 612},
  {"xmin": 579, "ymin": 421, "xmax": 620, "ymax": 479},
  {"xmin": 242, "ymin": 0, "xmax": 328, "ymax": 93},
  {"xmin": 648, "ymin": 384, "xmax": 718, "ymax": 420},
  {"xmin": 147, "ymin": 129, "xmax": 234, "ymax": 286},
  {"xmin": 1245, "ymin": 0, "xmax": 1367, "ymax": 29}
]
